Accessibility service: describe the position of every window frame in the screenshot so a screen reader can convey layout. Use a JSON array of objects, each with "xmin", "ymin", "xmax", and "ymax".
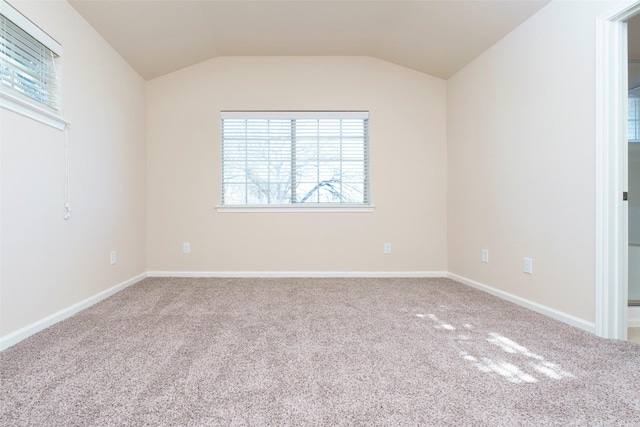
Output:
[
  {"xmin": 0, "ymin": 0, "xmax": 68, "ymax": 130},
  {"xmin": 216, "ymin": 110, "xmax": 374, "ymax": 213}
]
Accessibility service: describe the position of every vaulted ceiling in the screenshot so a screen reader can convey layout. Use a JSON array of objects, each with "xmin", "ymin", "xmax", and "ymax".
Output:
[{"xmin": 69, "ymin": 0, "xmax": 550, "ymax": 81}]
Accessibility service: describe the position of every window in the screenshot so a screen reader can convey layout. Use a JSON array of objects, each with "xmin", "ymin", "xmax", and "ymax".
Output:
[
  {"xmin": 220, "ymin": 111, "xmax": 370, "ymax": 211},
  {"xmin": 0, "ymin": 0, "xmax": 66, "ymax": 129},
  {"xmin": 630, "ymin": 95, "xmax": 639, "ymax": 143}
]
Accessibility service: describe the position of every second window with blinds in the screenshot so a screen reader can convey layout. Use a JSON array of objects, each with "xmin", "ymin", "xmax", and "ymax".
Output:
[{"xmin": 219, "ymin": 111, "xmax": 370, "ymax": 210}]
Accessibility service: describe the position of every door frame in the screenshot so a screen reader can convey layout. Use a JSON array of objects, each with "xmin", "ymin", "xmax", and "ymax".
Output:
[{"xmin": 595, "ymin": 1, "xmax": 640, "ymax": 339}]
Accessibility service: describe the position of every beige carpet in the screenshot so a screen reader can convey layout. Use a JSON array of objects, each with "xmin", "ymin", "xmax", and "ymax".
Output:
[{"xmin": 1, "ymin": 277, "xmax": 639, "ymax": 426}]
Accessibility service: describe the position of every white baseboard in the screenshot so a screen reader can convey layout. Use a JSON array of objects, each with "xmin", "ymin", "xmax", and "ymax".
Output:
[
  {"xmin": 147, "ymin": 271, "xmax": 447, "ymax": 278},
  {"xmin": 628, "ymin": 306, "xmax": 640, "ymax": 327},
  {"xmin": 3, "ymin": 271, "xmax": 606, "ymax": 351},
  {"xmin": 0, "ymin": 272, "xmax": 148, "ymax": 351},
  {"xmin": 447, "ymin": 273, "xmax": 596, "ymax": 334}
]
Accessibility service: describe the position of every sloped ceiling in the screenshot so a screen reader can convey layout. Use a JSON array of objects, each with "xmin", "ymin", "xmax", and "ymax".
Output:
[{"xmin": 68, "ymin": 0, "xmax": 550, "ymax": 81}]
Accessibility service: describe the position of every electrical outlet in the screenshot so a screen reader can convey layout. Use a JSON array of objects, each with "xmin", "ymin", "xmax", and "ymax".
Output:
[
  {"xmin": 482, "ymin": 249, "xmax": 489, "ymax": 263},
  {"xmin": 110, "ymin": 250, "xmax": 117, "ymax": 265},
  {"xmin": 523, "ymin": 257, "xmax": 533, "ymax": 275},
  {"xmin": 183, "ymin": 242, "xmax": 191, "ymax": 254},
  {"xmin": 383, "ymin": 243, "xmax": 391, "ymax": 254}
]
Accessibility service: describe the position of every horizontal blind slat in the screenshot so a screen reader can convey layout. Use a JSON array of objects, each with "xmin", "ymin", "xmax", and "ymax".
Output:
[{"xmin": 1, "ymin": 12, "xmax": 60, "ymax": 111}]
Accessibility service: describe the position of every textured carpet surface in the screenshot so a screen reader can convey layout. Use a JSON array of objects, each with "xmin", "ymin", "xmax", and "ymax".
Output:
[{"xmin": 1, "ymin": 277, "xmax": 639, "ymax": 426}]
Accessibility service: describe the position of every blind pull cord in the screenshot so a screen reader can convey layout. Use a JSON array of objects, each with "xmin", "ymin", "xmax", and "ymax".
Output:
[{"xmin": 51, "ymin": 50, "xmax": 71, "ymax": 220}]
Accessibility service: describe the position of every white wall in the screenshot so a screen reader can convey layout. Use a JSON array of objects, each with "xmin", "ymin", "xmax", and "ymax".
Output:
[
  {"xmin": 147, "ymin": 57, "xmax": 447, "ymax": 273},
  {"xmin": 447, "ymin": 1, "xmax": 633, "ymax": 323},
  {"xmin": 0, "ymin": 0, "xmax": 146, "ymax": 337}
]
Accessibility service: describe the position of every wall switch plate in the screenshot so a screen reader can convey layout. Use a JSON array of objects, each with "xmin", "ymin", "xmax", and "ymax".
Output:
[
  {"xmin": 384, "ymin": 243, "xmax": 391, "ymax": 254},
  {"xmin": 110, "ymin": 250, "xmax": 117, "ymax": 265},
  {"xmin": 482, "ymin": 249, "xmax": 489, "ymax": 263},
  {"xmin": 183, "ymin": 242, "xmax": 191, "ymax": 254},
  {"xmin": 523, "ymin": 257, "xmax": 533, "ymax": 274}
]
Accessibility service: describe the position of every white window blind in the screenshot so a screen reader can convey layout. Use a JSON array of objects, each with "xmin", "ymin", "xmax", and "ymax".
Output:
[
  {"xmin": 221, "ymin": 111, "xmax": 369, "ymax": 206},
  {"xmin": 0, "ymin": 0, "xmax": 61, "ymax": 112}
]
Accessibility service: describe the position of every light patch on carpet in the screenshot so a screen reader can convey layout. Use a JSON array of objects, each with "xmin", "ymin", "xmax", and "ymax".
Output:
[
  {"xmin": 531, "ymin": 361, "xmax": 573, "ymax": 380},
  {"xmin": 419, "ymin": 312, "xmax": 573, "ymax": 384},
  {"xmin": 487, "ymin": 332, "xmax": 543, "ymax": 359},
  {"xmin": 423, "ymin": 313, "xmax": 456, "ymax": 330}
]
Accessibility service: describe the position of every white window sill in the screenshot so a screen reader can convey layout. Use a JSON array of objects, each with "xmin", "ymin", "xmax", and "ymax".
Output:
[
  {"xmin": 0, "ymin": 91, "xmax": 69, "ymax": 130},
  {"xmin": 216, "ymin": 204, "xmax": 376, "ymax": 213}
]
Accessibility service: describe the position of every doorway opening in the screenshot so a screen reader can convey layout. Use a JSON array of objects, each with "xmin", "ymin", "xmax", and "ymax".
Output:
[
  {"xmin": 627, "ymin": 18, "xmax": 640, "ymax": 344},
  {"xmin": 595, "ymin": 0, "xmax": 640, "ymax": 341}
]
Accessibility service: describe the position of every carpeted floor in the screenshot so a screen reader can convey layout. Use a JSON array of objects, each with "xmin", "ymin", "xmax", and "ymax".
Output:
[{"xmin": 1, "ymin": 277, "xmax": 639, "ymax": 426}]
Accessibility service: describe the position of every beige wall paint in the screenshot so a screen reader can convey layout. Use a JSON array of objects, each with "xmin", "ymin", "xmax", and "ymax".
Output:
[
  {"xmin": 147, "ymin": 57, "xmax": 447, "ymax": 273},
  {"xmin": 1, "ymin": 1, "xmax": 146, "ymax": 336},
  {"xmin": 447, "ymin": 1, "xmax": 632, "ymax": 322}
]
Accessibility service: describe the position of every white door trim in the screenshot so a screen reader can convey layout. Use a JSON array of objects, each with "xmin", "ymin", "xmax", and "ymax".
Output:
[{"xmin": 595, "ymin": 1, "xmax": 639, "ymax": 339}]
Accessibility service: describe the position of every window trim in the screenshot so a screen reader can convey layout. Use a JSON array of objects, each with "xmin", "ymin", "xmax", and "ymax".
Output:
[
  {"xmin": 219, "ymin": 110, "xmax": 371, "ymax": 211},
  {"xmin": 221, "ymin": 111, "xmax": 369, "ymax": 120},
  {"xmin": 0, "ymin": 89, "xmax": 69, "ymax": 130},
  {"xmin": 0, "ymin": 0, "xmax": 67, "ymax": 130},
  {"xmin": 215, "ymin": 204, "xmax": 375, "ymax": 213},
  {"xmin": 0, "ymin": 0, "xmax": 61, "ymax": 55}
]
